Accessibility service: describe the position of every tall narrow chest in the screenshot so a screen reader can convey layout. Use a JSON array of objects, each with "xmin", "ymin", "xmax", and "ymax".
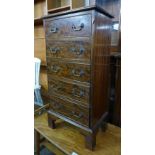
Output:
[{"xmin": 44, "ymin": 7, "xmax": 112, "ymax": 150}]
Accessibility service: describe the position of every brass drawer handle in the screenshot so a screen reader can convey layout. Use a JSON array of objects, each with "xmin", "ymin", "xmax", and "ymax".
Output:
[
  {"xmin": 72, "ymin": 111, "xmax": 83, "ymax": 119},
  {"xmin": 49, "ymin": 47, "xmax": 60, "ymax": 54},
  {"xmin": 72, "ymin": 88, "xmax": 85, "ymax": 98},
  {"xmin": 70, "ymin": 47, "xmax": 85, "ymax": 55},
  {"xmin": 51, "ymin": 65, "xmax": 61, "ymax": 73},
  {"xmin": 50, "ymin": 27, "xmax": 58, "ymax": 33},
  {"xmin": 72, "ymin": 69, "xmax": 84, "ymax": 77},
  {"xmin": 72, "ymin": 23, "xmax": 84, "ymax": 31},
  {"xmin": 77, "ymin": 47, "xmax": 84, "ymax": 55}
]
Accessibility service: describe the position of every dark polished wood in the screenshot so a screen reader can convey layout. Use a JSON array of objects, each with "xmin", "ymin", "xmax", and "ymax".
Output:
[
  {"xmin": 89, "ymin": 0, "xmax": 120, "ymax": 19},
  {"xmin": 47, "ymin": 58, "xmax": 91, "ymax": 83},
  {"xmin": 44, "ymin": 13, "xmax": 92, "ymax": 38},
  {"xmin": 44, "ymin": 8, "xmax": 112, "ymax": 150},
  {"xmin": 47, "ymin": 111, "xmax": 57, "ymax": 129},
  {"xmin": 109, "ymin": 53, "xmax": 121, "ymax": 127},
  {"xmin": 49, "ymin": 96, "xmax": 89, "ymax": 127},
  {"xmin": 48, "ymin": 77, "xmax": 90, "ymax": 104},
  {"xmin": 35, "ymin": 130, "xmax": 40, "ymax": 155},
  {"xmin": 113, "ymin": 56, "xmax": 121, "ymax": 126},
  {"xmin": 85, "ymin": 133, "xmax": 96, "ymax": 151},
  {"xmin": 46, "ymin": 39, "xmax": 91, "ymax": 62},
  {"xmin": 91, "ymin": 11, "xmax": 111, "ymax": 127}
]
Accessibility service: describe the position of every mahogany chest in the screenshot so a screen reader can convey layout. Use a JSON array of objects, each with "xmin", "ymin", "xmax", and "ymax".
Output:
[{"xmin": 43, "ymin": 7, "xmax": 112, "ymax": 150}]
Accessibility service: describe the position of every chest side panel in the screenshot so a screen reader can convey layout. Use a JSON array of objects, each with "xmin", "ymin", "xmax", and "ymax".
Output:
[{"xmin": 91, "ymin": 11, "xmax": 112, "ymax": 127}]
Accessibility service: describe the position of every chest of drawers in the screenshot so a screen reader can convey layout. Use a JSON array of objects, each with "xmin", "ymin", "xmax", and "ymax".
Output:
[{"xmin": 44, "ymin": 7, "xmax": 112, "ymax": 150}]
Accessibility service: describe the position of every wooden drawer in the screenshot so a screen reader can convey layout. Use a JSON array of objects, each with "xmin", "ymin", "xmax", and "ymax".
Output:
[
  {"xmin": 46, "ymin": 40, "xmax": 91, "ymax": 61},
  {"xmin": 44, "ymin": 14, "xmax": 92, "ymax": 38},
  {"xmin": 48, "ymin": 77, "xmax": 90, "ymax": 105},
  {"xmin": 49, "ymin": 96, "xmax": 89, "ymax": 127},
  {"xmin": 47, "ymin": 59, "xmax": 91, "ymax": 83}
]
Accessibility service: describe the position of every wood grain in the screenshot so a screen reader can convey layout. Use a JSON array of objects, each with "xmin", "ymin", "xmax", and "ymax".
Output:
[
  {"xmin": 44, "ymin": 8, "xmax": 112, "ymax": 149},
  {"xmin": 48, "ymin": 5, "xmax": 71, "ymax": 14},
  {"xmin": 61, "ymin": 0, "xmax": 70, "ymax": 7},
  {"xmin": 34, "ymin": 113, "xmax": 121, "ymax": 155},
  {"xmin": 44, "ymin": 13, "xmax": 92, "ymax": 38},
  {"xmin": 47, "ymin": 0, "xmax": 71, "ymax": 10},
  {"xmin": 91, "ymin": 11, "xmax": 111, "ymax": 126},
  {"xmin": 47, "ymin": 58, "xmax": 91, "ymax": 83},
  {"xmin": 48, "ymin": 77, "xmax": 90, "ymax": 104},
  {"xmin": 34, "ymin": 38, "xmax": 46, "ymax": 65},
  {"xmin": 46, "ymin": 39, "xmax": 91, "ymax": 62},
  {"xmin": 41, "ymin": 140, "xmax": 66, "ymax": 155},
  {"xmin": 40, "ymin": 69, "xmax": 48, "ymax": 91},
  {"xmin": 47, "ymin": 0, "xmax": 61, "ymax": 10},
  {"xmin": 49, "ymin": 96, "xmax": 89, "ymax": 127},
  {"xmin": 34, "ymin": 0, "xmax": 47, "ymax": 18},
  {"xmin": 34, "ymin": 24, "xmax": 45, "ymax": 38},
  {"xmin": 72, "ymin": 0, "xmax": 86, "ymax": 9}
]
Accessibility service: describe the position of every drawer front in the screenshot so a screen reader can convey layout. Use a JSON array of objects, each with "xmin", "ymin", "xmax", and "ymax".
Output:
[
  {"xmin": 48, "ymin": 78, "xmax": 90, "ymax": 105},
  {"xmin": 49, "ymin": 96, "xmax": 89, "ymax": 127},
  {"xmin": 47, "ymin": 59, "xmax": 91, "ymax": 83},
  {"xmin": 44, "ymin": 14, "xmax": 92, "ymax": 38},
  {"xmin": 46, "ymin": 40, "xmax": 91, "ymax": 61}
]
